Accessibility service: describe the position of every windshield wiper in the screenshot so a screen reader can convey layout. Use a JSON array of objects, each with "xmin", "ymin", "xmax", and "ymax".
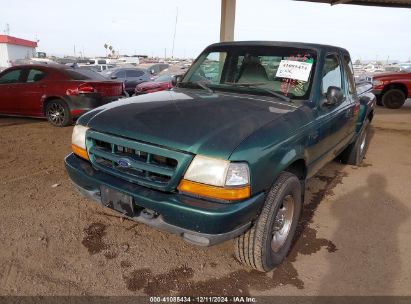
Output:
[
  {"xmin": 185, "ymin": 81, "xmax": 214, "ymax": 93},
  {"xmin": 224, "ymin": 82, "xmax": 291, "ymax": 103}
]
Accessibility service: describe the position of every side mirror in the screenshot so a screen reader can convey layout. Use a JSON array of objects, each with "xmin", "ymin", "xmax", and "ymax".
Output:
[
  {"xmin": 171, "ymin": 75, "xmax": 183, "ymax": 86},
  {"xmin": 110, "ymin": 75, "xmax": 117, "ymax": 80},
  {"xmin": 324, "ymin": 86, "xmax": 343, "ymax": 106}
]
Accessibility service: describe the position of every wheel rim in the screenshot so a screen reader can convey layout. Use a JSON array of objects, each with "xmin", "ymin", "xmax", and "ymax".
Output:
[
  {"xmin": 271, "ymin": 194, "xmax": 295, "ymax": 253},
  {"xmin": 47, "ymin": 103, "xmax": 65, "ymax": 125}
]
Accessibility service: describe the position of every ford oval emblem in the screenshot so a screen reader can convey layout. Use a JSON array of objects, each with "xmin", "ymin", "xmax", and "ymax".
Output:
[{"xmin": 117, "ymin": 158, "xmax": 131, "ymax": 168}]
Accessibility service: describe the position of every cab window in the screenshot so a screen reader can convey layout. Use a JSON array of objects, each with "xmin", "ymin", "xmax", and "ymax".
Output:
[
  {"xmin": 322, "ymin": 54, "xmax": 344, "ymax": 96},
  {"xmin": 27, "ymin": 69, "xmax": 46, "ymax": 82}
]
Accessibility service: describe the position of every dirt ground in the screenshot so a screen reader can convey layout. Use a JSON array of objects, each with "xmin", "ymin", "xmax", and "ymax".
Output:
[{"xmin": 0, "ymin": 100, "xmax": 410, "ymax": 297}]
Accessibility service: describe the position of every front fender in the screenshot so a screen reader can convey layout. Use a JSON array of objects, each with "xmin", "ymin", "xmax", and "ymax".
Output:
[{"xmin": 231, "ymin": 136, "xmax": 306, "ymax": 196}]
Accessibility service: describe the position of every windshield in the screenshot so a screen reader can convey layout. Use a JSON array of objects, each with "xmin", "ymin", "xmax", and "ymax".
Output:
[{"xmin": 181, "ymin": 46, "xmax": 317, "ymax": 100}]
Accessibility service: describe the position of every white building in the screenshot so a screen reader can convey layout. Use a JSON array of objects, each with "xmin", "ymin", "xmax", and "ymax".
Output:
[{"xmin": 0, "ymin": 35, "xmax": 38, "ymax": 68}]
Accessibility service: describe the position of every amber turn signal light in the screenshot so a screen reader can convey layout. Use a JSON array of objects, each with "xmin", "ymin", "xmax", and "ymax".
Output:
[
  {"xmin": 177, "ymin": 179, "xmax": 250, "ymax": 201},
  {"xmin": 71, "ymin": 144, "xmax": 89, "ymax": 161}
]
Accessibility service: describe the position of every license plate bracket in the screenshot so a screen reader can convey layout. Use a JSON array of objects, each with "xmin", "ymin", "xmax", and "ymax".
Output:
[{"xmin": 100, "ymin": 186, "xmax": 134, "ymax": 217}]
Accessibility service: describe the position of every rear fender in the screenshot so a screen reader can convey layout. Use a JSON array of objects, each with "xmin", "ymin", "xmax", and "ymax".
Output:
[{"xmin": 356, "ymin": 92, "xmax": 375, "ymax": 133}]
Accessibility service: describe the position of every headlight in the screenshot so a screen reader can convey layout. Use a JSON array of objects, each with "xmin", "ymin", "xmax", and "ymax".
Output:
[
  {"xmin": 372, "ymin": 79, "xmax": 384, "ymax": 87},
  {"xmin": 183, "ymin": 155, "xmax": 230, "ymax": 186},
  {"xmin": 71, "ymin": 125, "xmax": 89, "ymax": 160},
  {"xmin": 178, "ymin": 155, "xmax": 250, "ymax": 201}
]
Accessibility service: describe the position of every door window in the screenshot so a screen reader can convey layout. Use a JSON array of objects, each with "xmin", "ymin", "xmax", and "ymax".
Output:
[
  {"xmin": 322, "ymin": 54, "xmax": 343, "ymax": 96},
  {"xmin": 126, "ymin": 70, "xmax": 144, "ymax": 78},
  {"xmin": 0, "ymin": 69, "xmax": 23, "ymax": 84},
  {"xmin": 27, "ymin": 69, "xmax": 46, "ymax": 82},
  {"xmin": 116, "ymin": 70, "xmax": 126, "ymax": 78}
]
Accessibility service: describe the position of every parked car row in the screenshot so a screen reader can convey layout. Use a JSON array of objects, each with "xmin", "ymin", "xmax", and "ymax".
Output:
[
  {"xmin": 101, "ymin": 67, "xmax": 152, "ymax": 95},
  {"xmin": 0, "ymin": 64, "xmax": 124, "ymax": 126},
  {"xmin": 135, "ymin": 74, "xmax": 174, "ymax": 95},
  {"xmin": 0, "ymin": 60, "xmax": 183, "ymax": 126}
]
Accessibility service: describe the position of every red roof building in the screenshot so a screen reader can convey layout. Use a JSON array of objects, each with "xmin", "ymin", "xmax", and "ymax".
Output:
[
  {"xmin": 0, "ymin": 35, "xmax": 38, "ymax": 68},
  {"xmin": 0, "ymin": 35, "xmax": 38, "ymax": 48}
]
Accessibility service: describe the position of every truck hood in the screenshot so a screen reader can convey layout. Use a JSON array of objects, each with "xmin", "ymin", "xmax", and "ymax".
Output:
[
  {"xmin": 79, "ymin": 89, "xmax": 299, "ymax": 159},
  {"xmin": 372, "ymin": 72, "xmax": 410, "ymax": 79}
]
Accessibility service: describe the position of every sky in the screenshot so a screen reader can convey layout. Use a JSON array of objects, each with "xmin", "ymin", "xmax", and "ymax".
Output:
[{"xmin": 1, "ymin": 0, "xmax": 411, "ymax": 61}]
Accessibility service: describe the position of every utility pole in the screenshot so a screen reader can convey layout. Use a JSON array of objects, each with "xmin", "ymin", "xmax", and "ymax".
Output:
[
  {"xmin": 171, "ymin": 7, "xmax": 178, "ymax": 59},
  {"xmin": 4, "ymin": 23, "xmax": 10, "ymax": 35}
]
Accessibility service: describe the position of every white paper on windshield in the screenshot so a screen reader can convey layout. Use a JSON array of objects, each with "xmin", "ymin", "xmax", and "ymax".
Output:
[{"xmin": 276, "ymin": 60, "xmax": 313, "ymax": 82}]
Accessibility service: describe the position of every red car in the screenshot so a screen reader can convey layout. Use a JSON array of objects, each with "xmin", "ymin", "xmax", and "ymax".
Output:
[
  {"xmin": 0, "ymin": 64, "xmax": 124, "ymax": 126},
  {"xmin": 371, "ymin": 69, "xmax": 411, "ymax": 109},
  {"xmin": 134, "ymin": 74, "xmax": 173, "ymax": 95}
]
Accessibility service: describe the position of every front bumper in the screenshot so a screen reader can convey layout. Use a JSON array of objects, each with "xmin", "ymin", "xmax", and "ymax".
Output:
[
  {"xmin": 372, "ymin": 89, "xmax": 382, "ymax": 97},
  {"xmin": 64, "ymin": 153, "xmax": 265, "ymax": 246}
]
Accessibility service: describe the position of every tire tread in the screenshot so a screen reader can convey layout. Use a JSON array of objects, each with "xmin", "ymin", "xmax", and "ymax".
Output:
[{"xmin": 234, "ymin": 172, "xmax": 301, "ymax": 272}]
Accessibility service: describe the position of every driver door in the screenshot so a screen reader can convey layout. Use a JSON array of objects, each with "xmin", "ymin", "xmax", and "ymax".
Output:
[
  {"xmin": 309, "ymin": 53, "xmax": 352, "ymax": 173},
  {"xmin": 320, "ymin": 53, "xmax": 353, "ymax": 153},
  {"xmin": 0, "ymin": 68, "xmax": 25, "ymax": 114}
]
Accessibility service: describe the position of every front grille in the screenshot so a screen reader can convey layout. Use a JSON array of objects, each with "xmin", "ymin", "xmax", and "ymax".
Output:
[{"xmin": 86, "ymin": 131, "xmax": 193, "ymax": 192}]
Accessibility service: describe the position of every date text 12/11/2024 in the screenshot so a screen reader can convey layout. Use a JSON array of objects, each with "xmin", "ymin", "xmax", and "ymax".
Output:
[{"xmin": 149, "ymin": 296, "xmax": 257, "ymax": 303}]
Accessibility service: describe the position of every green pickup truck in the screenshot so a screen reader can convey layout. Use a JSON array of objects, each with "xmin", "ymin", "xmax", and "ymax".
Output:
[{"xmin": 65, "ymin": 41, "xmax": 376, "ymax": 272}]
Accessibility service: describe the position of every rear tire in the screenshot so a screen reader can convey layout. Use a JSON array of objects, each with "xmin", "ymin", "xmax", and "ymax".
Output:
[
  {"xmin": 382, "ymin": 89, "xmax": 406, "ymax": 109},
  {"xmin": 45, "ymin": 99, "xmax": 72, "ymax": 127},
  {"xmin": 340, "ymin": 119, "xmax": 370, "ymax": 165},
  {"xmin": 234, "ymin": 172, "xmax": 302, "ymax": 272}
]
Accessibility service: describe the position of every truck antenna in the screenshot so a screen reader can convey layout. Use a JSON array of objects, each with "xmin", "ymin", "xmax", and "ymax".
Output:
[{"xmin": 171, "ymin": 7, "xmax": 178, "ymax": 59}]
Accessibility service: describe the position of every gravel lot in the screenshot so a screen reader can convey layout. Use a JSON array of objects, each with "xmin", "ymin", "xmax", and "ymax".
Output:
[{"xmin": 0, "ymin": 100, "xmax": 410, "ymax": 296}]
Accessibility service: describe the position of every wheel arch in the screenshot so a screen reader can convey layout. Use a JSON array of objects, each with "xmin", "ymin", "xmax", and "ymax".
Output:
[
  {"xmin": 382, "ymin": 82, "xmax": 408, "ymax": 97},
  {"xmin": 42, "ymin": 96, "xmax": 67, "ymax": 116},
  {"xmin": 284, "ymin": 158, "xmax": 307, "ymax": 181},
  {"xmin": 269, "ymin": 147, "xmax": 307, "ymax": 187}
]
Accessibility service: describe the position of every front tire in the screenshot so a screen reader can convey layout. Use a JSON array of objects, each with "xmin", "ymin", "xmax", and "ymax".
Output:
[
  {"xmin": 382, "ymin": 89, "xmax": 406, "ymax": 109},
  {"xmin": 45, "ymin": 99, "xmax": 72, "ymax": 127},
  {"xmin": 234, "ymin": 172, "xmax": 302, "ymax": 272}
]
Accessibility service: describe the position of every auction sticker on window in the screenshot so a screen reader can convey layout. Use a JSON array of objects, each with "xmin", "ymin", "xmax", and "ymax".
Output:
[{"xmin": 276, "ymin": 60, "xmax": 313, "ymax": 81}]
